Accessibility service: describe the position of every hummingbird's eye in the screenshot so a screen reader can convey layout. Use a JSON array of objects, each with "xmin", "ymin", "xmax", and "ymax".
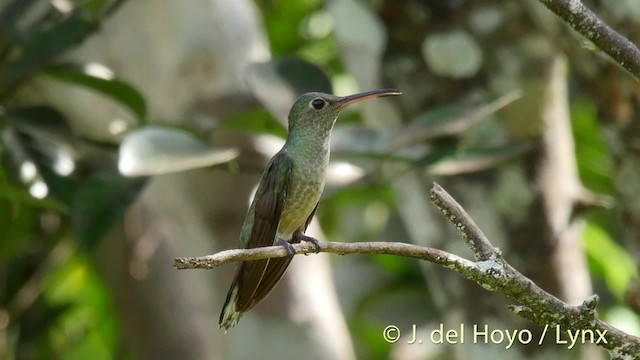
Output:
[{"xmin": 310, "ymin": 98, "xmax": 326, "ymax": 110}]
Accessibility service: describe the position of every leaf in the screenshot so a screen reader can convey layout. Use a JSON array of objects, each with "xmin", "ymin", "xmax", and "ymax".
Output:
[
  {"xmin": 3, "ymin": 105, "xmax": 74, "ymax": 143},
  {"xmin": 71, "ymin": 171, "xmax": 148, "ymax": 252},
  {"xmin": 331, "ymin": 126, "xmax": 392, "ymax": 156},
  {"xmin": 118, "ymin": 126, "xmax": 239, "ymax": 177},
  {"xmin": 2, "ymin": 106, "xmax": 77, "ymax": 179},
  {"xmin": 0, "ymin": 143, "xmax": 68, "ymax": 210},
  {"xmin": 422, "ymin": 143, "xmax": 530, "ymax": 176},
  {"xmin": 1, "ymin": 127, "xmax": 78, "ymax": 202},
  {"xmin": 2, "ymin": 145, "xmax": 79, "ymax": 208},
  {"xmin": 0, "ymin": 11, "xmax": 95, "ymax": 98},
  {"xmin": 0, "ymin": 0, "xmax": 39, "ymax": 42},
  {"xmin": 0, "ymin": 181, "xmax": 67, "ymax": 211},
  {"xmin": 256, "ymin": 0, "xmax": 321, "ymax": 56},
  {"xmin": 327, "ymin": 0, "xmax": 386, "ymax": 87},
  {"xmin": 331, "ymin": 126, "xmax": 428, "ymax": 161},
  {"xmin": 274, "ymin": 57, "xmax": 333, "ymax": 95},
  {"xmin": 584, "ymin": 223, "xmax": 638, "ymax": 300},
  {"xmin": 571, "ymin": 98, "xmax": 615, "ymax": 194},
  {"xmin": 246, "ymin": 56, "xmax": 332, "ymax": 121},
  {"xmin": 220, "ymin": 108, "xmax": 287, "ymax": 138},
  {"xmin": 391, "ymin": 90, "xmax": 522, "ymax": 149},
  {"xmin": 42, "ymin": 64, "xmax": 147, "ymax": 120}
]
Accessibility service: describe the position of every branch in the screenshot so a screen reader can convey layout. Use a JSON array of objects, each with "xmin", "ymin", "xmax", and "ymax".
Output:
[
  {"xmin": 535, "ymin": 0, "xmax": 640, "ymax": 82},
  {"xmin": 429, "ymin": 184, "xmax": 496, "ymax": 261},
  {"xmin": 174, "ymin": 240, "xmax": 477, "ymax": 272},
  {"xmin": 174, "ymin": 183, "xmax": 640, "ymax": 357}
]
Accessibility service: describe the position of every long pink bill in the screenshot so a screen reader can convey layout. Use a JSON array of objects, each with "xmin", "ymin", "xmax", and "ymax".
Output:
[{"xmin": 336, "ymin": 88, "xmax": 402, "ymax": 108}]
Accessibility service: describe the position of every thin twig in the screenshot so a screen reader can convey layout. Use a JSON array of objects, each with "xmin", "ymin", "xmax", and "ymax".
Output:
[
  {"xmin": 174, "ymin": 183, "xmax": 640, "ymax": 357},
  {"xmin": 430, "ymin": 183, "xmax": 496, "ymax": 261},
  {"xmin": 174, "ymin": 241, "xmax": 476, "ymax": 273},
  {"xmin": 535, "ymin": 0, "xmax": 640, "ymax": 82}
]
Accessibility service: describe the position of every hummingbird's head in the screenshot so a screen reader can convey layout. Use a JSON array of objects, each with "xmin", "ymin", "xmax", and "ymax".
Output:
[{"xmin": 287, "ymin": 89, "xmax": 402, "ymax": 134}]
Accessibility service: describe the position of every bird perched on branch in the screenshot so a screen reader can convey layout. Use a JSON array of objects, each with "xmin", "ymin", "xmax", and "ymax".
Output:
[{"xmin": 220, "ymin": 89, "xmax": 402, "ymax": 330}]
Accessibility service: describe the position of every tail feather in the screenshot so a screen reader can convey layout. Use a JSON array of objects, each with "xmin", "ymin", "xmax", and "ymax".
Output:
[
  {"xmin": 219, "ymin": 252, "xmax": 295, "ymax": 330},
  {"xmin": 245, "ymin": 256, "xmax": 293, "ymax": 307},
  {"xmin": 219, "ymin": 285, "xmax": 242, "ymax": 331}
]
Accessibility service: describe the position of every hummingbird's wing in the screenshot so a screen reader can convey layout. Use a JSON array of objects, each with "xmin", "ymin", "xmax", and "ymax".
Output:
[
  {"xmin": 248, "ymin": 201, "xmax": 318, "ymax": 303},
  {"xmin": 234, "ymin": 152, "xmax": 293, "ymax": 311},
  {"xmin": 304, "ymin": 202, "xmax": 319, "ymax": 231}
]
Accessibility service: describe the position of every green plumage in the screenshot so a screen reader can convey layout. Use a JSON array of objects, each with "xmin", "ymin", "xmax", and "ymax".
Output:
[{"xmin": 220, "ymin": 89, "xmax": 401, "ymax": 330}]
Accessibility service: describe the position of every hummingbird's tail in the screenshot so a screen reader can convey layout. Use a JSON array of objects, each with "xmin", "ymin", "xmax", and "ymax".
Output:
[
  {"xmin": 219, "ymin": 283, "xmax": 242, "ymax": 331},
  {"xmin": 219, "ymin": 256, "xmax": 295, "ymax": 330}
]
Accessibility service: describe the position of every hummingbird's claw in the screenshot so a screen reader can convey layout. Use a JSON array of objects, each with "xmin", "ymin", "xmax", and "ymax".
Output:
[
  {"xmin": 298, "ymin": 235, "xmax": 321, "ymax": 253},
  {"xmin": 277, "ymin": 238, "xmax": 296, "ymax": 256}
]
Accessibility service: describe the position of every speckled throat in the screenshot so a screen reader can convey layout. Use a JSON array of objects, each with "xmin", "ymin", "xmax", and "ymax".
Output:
[{"xmin": 276, "ymin": 115, "xmax": 336, "ymax": 239}]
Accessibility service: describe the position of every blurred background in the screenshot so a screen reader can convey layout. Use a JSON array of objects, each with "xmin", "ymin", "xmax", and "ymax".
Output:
[{"xmin": 1, "ymin": 0, "xmax": 640, "ymax": 359}]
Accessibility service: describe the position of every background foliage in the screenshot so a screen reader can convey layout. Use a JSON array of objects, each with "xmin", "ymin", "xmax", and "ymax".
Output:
[{"xmin": 1, "ymin": 0, "xmax": 640, "ymax": 359}]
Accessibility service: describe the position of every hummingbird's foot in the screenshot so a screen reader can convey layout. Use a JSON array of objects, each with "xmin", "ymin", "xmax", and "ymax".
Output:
[
  {"xmin": 276, "ymin": 238, "xmax": 296, "ymax": 256},
  {"xmin": 297, "ymin": 234, "xmax": 321, "ymax": 253}
]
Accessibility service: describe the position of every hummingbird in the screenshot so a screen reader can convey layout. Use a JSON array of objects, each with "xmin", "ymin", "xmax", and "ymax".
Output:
[{"xmin": 219, "ymin": 88, "xmax": 402, "ymax": 330}]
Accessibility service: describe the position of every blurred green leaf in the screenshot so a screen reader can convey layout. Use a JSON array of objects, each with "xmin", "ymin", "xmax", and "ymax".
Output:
[
  {"xmin": 327, "ymin": 0, "xmax": 385, "ymax": 88},
  {"xmin": 391, "ymin": 90, "xmax": 522, "ymax": 149},
  {"xmin": 18, "ymin": 299, "xmax": 73, "ymax": 352},
  {"xmin": 350, "ymin": 320, "xmax": 391, "ymax": 359},
  {"xmin": 1, "ymin": 128, "xmax": 54, "ymax": 201},
  {"xmin": 246, "ymin": 56, "xmax": 332, "ymax": 121},
  {"xmin": 422, "ymin": 143, "xmax": 530, "ymax": 175},
  {"xmin": 274, "ymin": 56, "xmax": 333, "ymax": 94},
  {"xmin": 255, "ymin": 0, "xmax": 323, "ymax": 56},
  {"xmin": 296, "ymin": 33, "xmax": 339, "ymax": 67},
  {"xmin": 414, "ymin": 142, "xmax": 457, "ymax": 168},
  {"xmin": 327, "ymin": 94, "xmax": 524, "ymax": 172},
  {"xmin": 571, "ymin": 98, "xmax": 615, "ymax": 194},
  {"xmin": 1, "ymin": 124, "xmax": 78, "ymax": 204},
  {"xmin": 0, "ymin": 0, "xmax": 39, "ymax": 44},
  {"xmin": 42, "ymin": 64, "xmax": 147, "ymax": 120},
  {"xmin": 0, "ymin": 190, "xmax": 42, "ymax": 264},
  {"xmin": 78, "ymin": 0, "xmax": 124, "ymax": 18},
  {"xmin": 2, "ymin": 107, "xmax": 78, "ymax": 201},
  {"xmin": 3, "ymin": 105, "xmax": 74, "ymax": 143},
  {"xmin": 331, "ymin": 126, "xmax": 429, "ymax": 163},
  {"xmin": 370, "ymin": 254, "xmax": 415, "ymax": 277},
  {"xmin": 0, "ymin": 11, "xmax": 95, "ymax": 99},
  {"xmin": 71, "ymin": 171, "xmax": 147, "ymax": 252},
  {"xmin": 350, "ymin": 283, "xmax": 432, "ymax": 359},
  {"xmin": 118, "ymin": 125, "xmax": 239, "ymax": 177},
  {"xmin": 221, "ymin": 108, "xmax": 287, "ymax": 138},
  {"xmin": 602, "ymin": 307, "xmax": 640, "ymax": 339},
  {"xmin": 585, "ymin": 223, "xmax": 638, "ymax": 300},
  {"xmin": 44, "ymin": 253, "xmax": 117, "ymax": 359},
  {"xmin": 331, "ymin": 126, "xmax": 392, "ymax": 157},
  {"xmin": 0, "ymin": 180, "xmax": 67, "ymax": 212}
]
